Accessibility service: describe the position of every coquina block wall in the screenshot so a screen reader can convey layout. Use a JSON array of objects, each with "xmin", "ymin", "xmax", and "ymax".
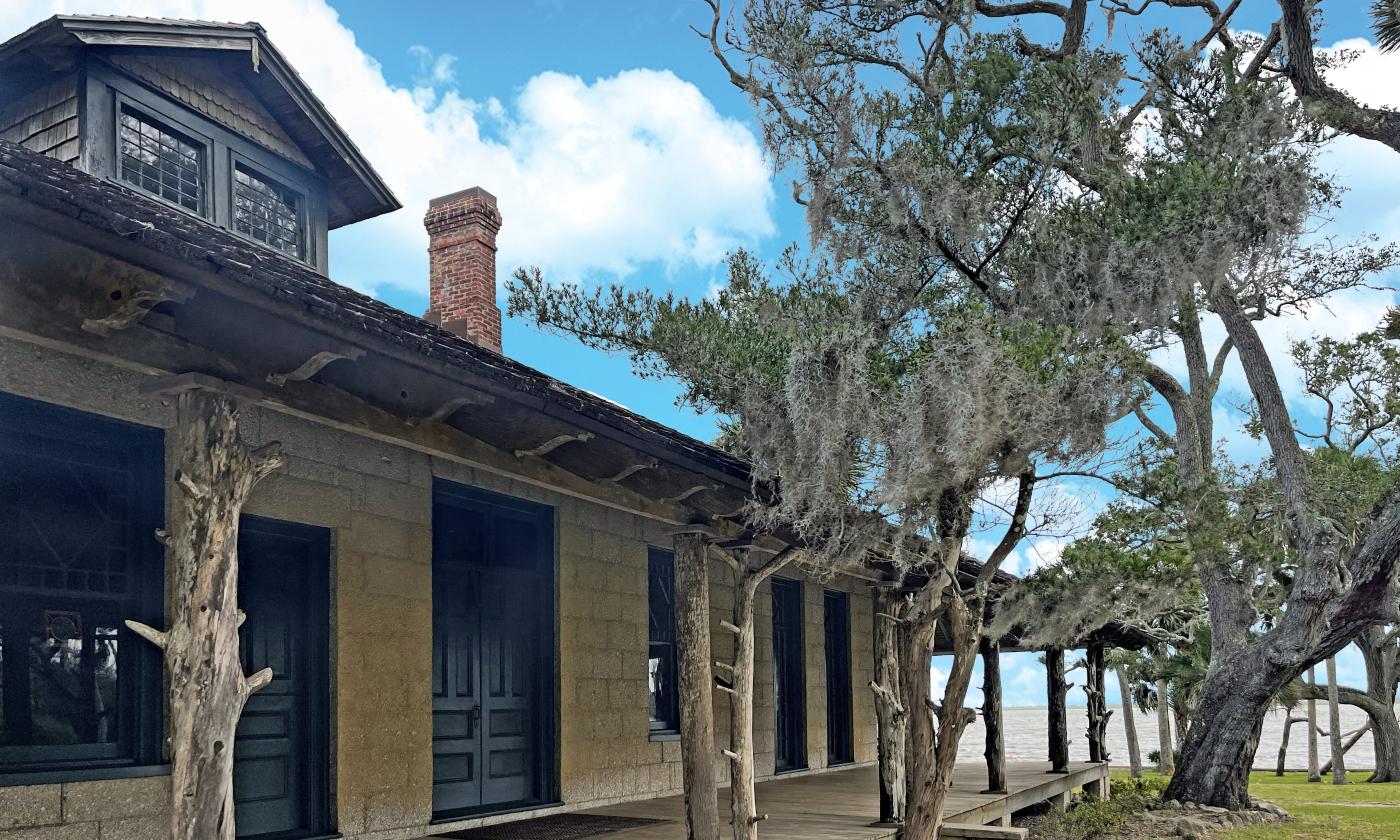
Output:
[{"xmin": 0, "ymin": 336, "xmax": 877, "ymax": 840}]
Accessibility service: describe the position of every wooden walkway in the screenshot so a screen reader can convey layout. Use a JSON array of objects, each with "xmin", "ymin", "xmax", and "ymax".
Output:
[{"xmin": 451, "ymin": 761, "xmax": 1107, "ymax": 839}]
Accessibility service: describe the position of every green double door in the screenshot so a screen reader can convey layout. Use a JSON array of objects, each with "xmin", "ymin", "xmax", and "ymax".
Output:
[{"xmin": 431, "ymin": 481, "xmax": 555, "ymax": 818}]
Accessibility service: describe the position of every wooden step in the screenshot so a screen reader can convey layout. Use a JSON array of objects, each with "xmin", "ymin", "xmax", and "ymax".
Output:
[{"xmin": 938, "ymin": 822, "xmax": 1029, "ymax": 839}]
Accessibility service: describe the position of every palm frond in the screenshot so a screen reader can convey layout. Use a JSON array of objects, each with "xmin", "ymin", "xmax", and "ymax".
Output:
[{"xmin": 1375, "ymin": 1, "xmax": 1400, "ymax": 53}]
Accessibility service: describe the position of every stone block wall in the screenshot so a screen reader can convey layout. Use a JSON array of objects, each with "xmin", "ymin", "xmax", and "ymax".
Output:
[
  {"xmin": 0, "ymin": 776, "xmax": 167, "ymax": 839},
  {"xmin": 0, "ymin": 336, "xmax": 879, "ymax": 840}
]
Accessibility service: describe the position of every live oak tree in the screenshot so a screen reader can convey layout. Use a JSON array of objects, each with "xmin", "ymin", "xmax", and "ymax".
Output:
[
  {"xmin": 510, "ymin": 4, "xmax": 1312, "ymax": 834},
  {"xmin": 937, "ymin": 0, "xmax": 1400, "ymax": 805}
]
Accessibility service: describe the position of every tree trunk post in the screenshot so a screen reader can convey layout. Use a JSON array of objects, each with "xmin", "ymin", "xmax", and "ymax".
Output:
[
  {"xmin": 721, "ymin": 546, "xmax": 795, "ymax": 840},
  {"xmin": 1085, "ymin": 642, "xmax": 1111, "ymax": 764},
  {"xmin": 124, "ymin": 390, "xmax": 283, "ymax": 840},
  {"xmin": 1115, "ymin": 666, "xmax": 1142, "ymax": 778},
  {"xmin": 672, "ymin": 529, "xmax": 721, "ymax": 840},
  {"xmin": 981, "ymin": 637, "xmax": 1006, "ymax": 793},
  {"xmin": 1046, "ymin": 647, "xmax": 1069, "ymax": 773},
  {"xmin": 1307, "ymin": 666, "xmax": 1320, "ymax": 782},
  {"xmin": 900, "ymin": 587, "xmax": 981, "ymax": 840},
  {"xmin": 871, "ymin": 589, "xmax": 906, "ymax": 825},
  {"xmin": 1327, "ymin": 656, "xmax": 1348, "ymax": 785}
]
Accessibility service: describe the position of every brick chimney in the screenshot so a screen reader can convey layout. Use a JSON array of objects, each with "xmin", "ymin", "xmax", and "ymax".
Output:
[{"xmin": 424, "ymin": 187, "xmax": 503, "ymax": 353}]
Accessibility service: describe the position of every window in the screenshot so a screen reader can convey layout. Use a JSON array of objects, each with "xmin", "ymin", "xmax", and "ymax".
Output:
[
  {"xmin": 118, "ymin": 106, "xmax": 204, "ymax": 213},
  {"xmin": 647, "ymin": 547, "xmax": 680, "ymax": 734},
  {"xmin": 0, "ymin": 392, "xmax": 165, "ymax": 778},
  {"xmin": 98, "ymin": 69, "xmax": 327, "ymax": 270},
  {"xmin": 234, "ymin": 163, "xmax": 304, "ymax": 259}
]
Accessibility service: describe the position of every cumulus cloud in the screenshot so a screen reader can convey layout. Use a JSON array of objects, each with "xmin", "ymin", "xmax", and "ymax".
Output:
[{"xmin": 0, "ymin": 1, "xmax": 775, "ymax": 295}]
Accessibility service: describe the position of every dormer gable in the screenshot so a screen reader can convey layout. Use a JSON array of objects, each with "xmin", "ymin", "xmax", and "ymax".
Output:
[{"xmin": 0, "ymin": 15, "xmax": 400, "ymax": 272}]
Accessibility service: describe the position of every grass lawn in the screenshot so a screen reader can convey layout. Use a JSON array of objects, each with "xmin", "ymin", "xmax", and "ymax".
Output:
[
  {"xmin": 1109, "ymin": 769, "xmax": 1400, "ymax": 839},
  {"xmin": 1223, "ymin": 771, "xmax": 1400, "ymax": 839}
]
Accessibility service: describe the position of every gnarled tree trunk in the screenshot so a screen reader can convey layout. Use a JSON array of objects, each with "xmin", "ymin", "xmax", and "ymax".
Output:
[
  {"xmin": 900, "ymin": 586, "xmax": 980, "ymax": 840},
  {"xmin": 125, "ymin": 389, "xmax": 283, "ymax": 840},
  {"xmin": 1046, "ymin": 647, "xmax": 1069, "ymax": 773},
  {"xmin": 871, "ymin": 589, "xmax": 907, "ymax": 824},
  {"xmin": 720, "ymin": 545, "xmax": 795, "ymax": 840},
  {"xmin": 1085, "ymin": 643, "xmax": 1112, "ymax": 765},
  {"xmin": 672, "ymin": 529, "xmax": 721, "ymax": 840},
  {"xmin": 981, "ymin": 637, "xmax": 1007, "ymax": 793},
  {"xmin": 1165, "ymin": 291, "xmax": 1400, "ymax": 807}
]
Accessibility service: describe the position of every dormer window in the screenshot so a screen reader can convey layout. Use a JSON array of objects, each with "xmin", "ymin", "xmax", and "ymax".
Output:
[
  {"xmin": 90, "ymin": 69, "xmax": 332, "ymax": 270},
  {"xmin": 233, "ymin": 163, "xmax": 304, "ymax": 259},
  {"xmin": 118, "ymin": 106, "xmax": 206, "ymax": 214},
  {"xmin": 0, "ymin": 18, "xmax": 400, "ymax": 275}
]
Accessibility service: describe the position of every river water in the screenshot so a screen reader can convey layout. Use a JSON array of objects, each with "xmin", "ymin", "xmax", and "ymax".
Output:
[{"xmin": 957, "ymin": 704, "xmax": 1394, "ymax": 770}]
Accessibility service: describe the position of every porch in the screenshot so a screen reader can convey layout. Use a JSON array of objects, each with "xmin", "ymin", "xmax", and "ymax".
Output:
[{"xmin": 438, "ymin": 761, "xmax": 1109, "ymax": 839}]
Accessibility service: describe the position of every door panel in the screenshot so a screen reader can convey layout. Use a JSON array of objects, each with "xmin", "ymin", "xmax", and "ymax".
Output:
[
  {"xmin": 824, "ymin": 590, "xmax": 853, "ymax": 765},
  {"xmin": 771, "ymin": 577, "xmax": 806, "ymax": 773},
  {"xmin": 432, "ymin": 481, "xmax": 554, "ymax": 818},
  {"xmin": 235, "ymin": 517, "xmax": 331, "ymax": 840}
]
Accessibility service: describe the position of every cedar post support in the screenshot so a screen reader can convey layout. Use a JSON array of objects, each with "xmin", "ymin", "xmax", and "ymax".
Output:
[
  {"xmin": 871, "ymin": 588, "xmax": 907, "ymax": 825},
  {"xmin": 1085, "ymin": 641, "xmax": 1112, "ymax": 764},
  {"xmin": 980, "ymin": 637, "xmax": 1006, "ymax": 794},
  {"xmin": 1046, "ymin": 647, "xmax": 1069, "ymax": 773},
  {"xmin": 672, "ymin": 528, "xmax": 721, "ymax": 840},
  {"xmin": 124, "ymin": 388, "xmax": 284, "ymax": 840}
]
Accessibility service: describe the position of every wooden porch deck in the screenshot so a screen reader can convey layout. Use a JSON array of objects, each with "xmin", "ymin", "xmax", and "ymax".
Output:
[{"xmin": 447, "ymin": 761, "xmax": 1108, "ymax": 839}]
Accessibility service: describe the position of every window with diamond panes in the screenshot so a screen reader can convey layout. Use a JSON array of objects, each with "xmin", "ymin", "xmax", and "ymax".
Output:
[
  {"xmin": 234, "ymin": 164, "xmax": 304, "ymax": 259},
  {"xmin": 0, "ymin": 392, "xmax": 164, "ymax": 775},
  {"xmin": 118, "ymin": 107, "xmax": 204, "ymax": 213}
]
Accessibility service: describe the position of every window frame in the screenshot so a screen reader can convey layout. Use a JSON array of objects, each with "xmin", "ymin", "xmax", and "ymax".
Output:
[
  {"xmin": 83, "ymin": 57, "xmax": 330, "ymax": 271},
  {"xmin": 229, "ymin": 153, "xmax": 308, "ymax": 262},
  {"xmin": 113, "ymin": 95, "xmax": 212, "ymax": 218},
  {"xmin": 646, "ymin": 546, "xmax": 681, "ymax": 736},
  {"xmin": 0, "ymin": 391, "xmax": 166, "ymax": 785}
]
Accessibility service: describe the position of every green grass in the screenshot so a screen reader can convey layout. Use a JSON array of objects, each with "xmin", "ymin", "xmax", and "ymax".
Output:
[{"xmin": 1109, "ymin": 769, "xmax": 1400, "ymax": 839}]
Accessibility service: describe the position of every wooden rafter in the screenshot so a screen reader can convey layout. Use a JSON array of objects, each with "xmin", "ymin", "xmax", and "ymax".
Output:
[
  {"xmin": 513, "ymin": 431, "xmax": 593, "ymax": 459},
  {"xmin": 409, "ymin": 392, "xmax": 494, "ymax": 426},
  {"xmin": 266, "ymin": 347, "xmax": 365, "ymax": 386}
]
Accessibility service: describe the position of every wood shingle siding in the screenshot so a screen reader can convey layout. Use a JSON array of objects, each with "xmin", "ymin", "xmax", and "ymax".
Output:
[
  {"xmin": 106, "ymin": 52, "xmax": 314, "ymax": 169},
  {"xmin": 0, "ymin": 74, "xmax": 79, "ymax": 163}
]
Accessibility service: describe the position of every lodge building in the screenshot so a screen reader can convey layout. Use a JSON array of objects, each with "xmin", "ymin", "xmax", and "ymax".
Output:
[{"xmin": 0, "ymin": 16, "xmax": 882, "ymax": 840}]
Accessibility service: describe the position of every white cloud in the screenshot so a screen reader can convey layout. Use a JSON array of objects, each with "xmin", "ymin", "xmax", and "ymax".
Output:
[{"xmin": 0, "ymin": 1, "xmax": 775, "ymax": 295}]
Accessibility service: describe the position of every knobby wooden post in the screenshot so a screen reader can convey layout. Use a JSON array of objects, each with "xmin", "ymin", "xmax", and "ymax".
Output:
[
  {"xmin": 1046, "ymin": 647, "xmax": 1069, "ymax": 774},
  {"xmin": 672, "ymin": 528, "xmax": 721, "ymax": 840},
  {"xmin": 717, "ymin": 543, "xmax": 795, "ymax": 840},
  {"xmin": 870, "ymin": 588, "xmax": 906, "ymax": 825},
  {"xmin": 980, "ymin": 637, "xmax": 1006, "ymax": 794},
  {"xmin": 124, "ymin": 389, "xmax": 284, "ymax": 840},
  {"xmin": 1085, "ymin": 642, "xmax": 1112, "ymax": 764}
]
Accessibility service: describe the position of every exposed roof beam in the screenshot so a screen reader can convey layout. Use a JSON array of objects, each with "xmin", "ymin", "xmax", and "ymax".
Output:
[{"xmin": 266, "ymin": 348, "xmax": 364, "ymax": 386}]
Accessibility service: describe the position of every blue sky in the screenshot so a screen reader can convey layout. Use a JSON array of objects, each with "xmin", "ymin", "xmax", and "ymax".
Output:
[{"xmin": 1, "ymin": 0, "xmax": 1393, "ymax": 708}]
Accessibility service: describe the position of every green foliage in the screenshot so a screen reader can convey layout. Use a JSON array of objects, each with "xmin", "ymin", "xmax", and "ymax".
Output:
[
  {"xmin": 1375, "ymin": 1, "xmax": 1400, "ymax": 54},
  {"xmin": 1036, "ymin": 776, "xmax": 1168, "ymax": 839}
]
